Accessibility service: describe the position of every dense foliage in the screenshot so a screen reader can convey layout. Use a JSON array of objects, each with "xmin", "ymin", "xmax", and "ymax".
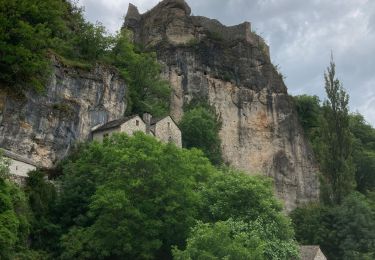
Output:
[
  {"xmin": 0, "ymin": 154, "xmax": 30, "ymax": 259},
  {"xmin": 0, "ymin": 134, "xmax": 298, "ymax": 259},
  {"xmin": 173, "ymin": 220, "xmax": 265, "ymax": 260},
  {"xmin": 56, "ymin": 133, "xmax": 297, "ymax": 259},
  {"xmin": 109, "ymin": 30, "xmax": 171, "ymax": 117},
  {"xmin": 0, "ymin": 0, "xmax": 170, "ymax": 116},
  {"xmin": 350, "ymin": 114, "xmax": 375, "ymax": 193},
  {"xmin": 291, "ymin": 193, "xmax": 375, "ymax": 260},
  {"xmin": 0, "ymin": 0, "xmax": 106, "ymax": 91},
  {"xmin": 24, "ymin": 170, "xmax": 59, "ymax": 254},
  {"xmin": 179, "ymin": 104, "xmax": 223, "ymax": 165},
  {"xmin": 292, "ymin": 58, "xmax": 375, "ymax": 259}
]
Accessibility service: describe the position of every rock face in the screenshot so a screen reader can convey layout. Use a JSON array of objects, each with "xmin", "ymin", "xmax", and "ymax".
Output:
[
  {"xmin": 0, "ymin": 56, "xmax": 126, "ymax": 168},
  {"xmin": 124, "ymin": 0, "xmax": 319, "ymax": 211}
]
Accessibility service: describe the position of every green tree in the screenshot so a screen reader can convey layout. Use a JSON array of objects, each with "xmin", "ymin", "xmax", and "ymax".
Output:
[
  {"xmin": 24, "ymin": 170, "xmax": 60, "ymax": 254},
  {"xmin": 58, "ymin": 133, "xmax": 214, "ymax": 259},
  {"xmin": 0, "ymin": 0, "xmax": 170, "ymax": 118},
  {"xmin": 349, "ymin": 114, "xmax": 375, "ymax": 193},
  {"xmin": 0, "ymin": 0, "xmax": 113, "ymax": 92},
  {"xmin": 198, "ymin": 169, "xmax": 299, "ymax": 259},
  {"xmin": 320, "ymin": 58, "xmax": 355, "ymax": 204},
  {"xmin": 293, "ymin": 95, "xmax": 321, "ymax": 135},
  {"xmin": 110, "ymin": 30, "xmax": 171, "ymax": 117},
  {"xmin": 0, "ymin": 154, "xmax": 30, "ymax": 259},
  {"xmin": 291, "ymin": 193, "xmax": 375, "ymax": 260},
  {"xmin": 173, "ymin": 220, "xmax": 265, "ymax": 260},
  {"xmin": 55, "ymin": 133, "xmax": 298, "ymax": 259},
  {"xmin": 179, "ymin": 105, "xmax": 223, "ymax": 165}
]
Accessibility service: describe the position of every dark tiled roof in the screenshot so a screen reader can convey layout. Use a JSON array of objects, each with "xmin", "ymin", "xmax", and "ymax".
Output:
[
  {"xmin": 2, "ymin": 149, "xmax": 39, "ymax": 167},
  {"xmin": 300, "ymin": 246, "xmax": 321, "ymax": 260},
  {"xmin": 92, "ymin": 115, "xmax": 140, "ymax": 133}
]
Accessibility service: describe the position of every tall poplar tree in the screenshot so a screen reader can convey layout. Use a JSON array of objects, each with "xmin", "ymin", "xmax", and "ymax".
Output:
[{"xmin": 319, "ymin": 56, "xmax": 355, "ymax": 205}]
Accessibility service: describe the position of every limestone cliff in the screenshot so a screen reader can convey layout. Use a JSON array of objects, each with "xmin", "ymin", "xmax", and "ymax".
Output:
[
  {"xmin": 124, "ymin": 0, "xmax": 319, "ymax": 211},
  {"xmin": 0, "ymin": 56, "xmax": 126, "ymax": 168}
]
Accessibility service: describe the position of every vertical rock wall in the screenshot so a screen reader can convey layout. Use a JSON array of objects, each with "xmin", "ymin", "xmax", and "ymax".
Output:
[
  {"xmin": 0, "ymin": 57, "xmax": 126, "ymax": 168},
  {"xmin": 124, "ymin": 0, "xmax": 319, "ymax": 211}
]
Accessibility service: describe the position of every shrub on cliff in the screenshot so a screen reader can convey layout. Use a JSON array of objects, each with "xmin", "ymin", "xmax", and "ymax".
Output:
[
  {"xmin": 0, "ymin": 0, "xmax": 110, "ymax": 92},
  {"xmin": 0, "ymin": 0, "xmax": 171, "ymax": 115},
  {"xmin": 109, "ymin": 30, "xmax": 171, "ymax": 117},
  {"xmin": 180, "ymin": 105, "xmax": 223, "ymax": 165}
]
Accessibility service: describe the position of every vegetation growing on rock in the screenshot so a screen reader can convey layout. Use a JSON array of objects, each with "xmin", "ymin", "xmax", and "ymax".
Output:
[
  {"xmin": 0, "ymin": 0, "xmax": 170, "ymax": 117},
  {"xmin": 179, "ymin": 103, "xmax": 223, "ymax": 165}
]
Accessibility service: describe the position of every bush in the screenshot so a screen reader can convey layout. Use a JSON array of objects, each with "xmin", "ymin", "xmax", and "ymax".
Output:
[
  {"xmin": 173, "ymin": 220, "xmax": 265, "ymax": 260},
  {"xmin": 180, "ymin": 105, "xmax": 223, "ymax": 165}
]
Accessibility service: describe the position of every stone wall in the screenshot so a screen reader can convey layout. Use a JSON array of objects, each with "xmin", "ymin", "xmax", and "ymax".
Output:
[
  {"xmin": 191, "ymin": 16, "xmax": 251, "ymax": 42},
  {"xmin": 191, "ymin": 16, "xmax": 270, "ymax": 57},
  {"xmin": 92, "ymin": 127, "xmax": 121, "ymax": 142},
  {"xmin": 123, "ymin": 0, "xmax": 270, "ymax": 58},
  {"xmin": 119, "ymin": 116, "xmax": 147, "ymax": 136},
  {"xmin": 8, "ymin": 158, "xmax": 36, "ymax": 177},
  {"xmin": 152, "ymin": 116, "xmax": 182, "ymax": 148}
]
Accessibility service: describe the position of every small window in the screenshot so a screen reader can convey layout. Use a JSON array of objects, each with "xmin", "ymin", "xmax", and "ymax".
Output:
[
  {"xmin": 168, "ymin": 136, "xmax": 172, "ymax": 143},
  {"xmin": 136, "ymin": 120, "xmax": 139, "ymax": 126},
  {"xmin": 15, "ymin": 166, "xmax": 18, "ymax": 171},
  {"xmin": 103, "ymin": 133, "xmax": 109, "ymax": 139},
  {"xmin": 167, "ymin": 122, "xmax": 171, "ymax": 128}
]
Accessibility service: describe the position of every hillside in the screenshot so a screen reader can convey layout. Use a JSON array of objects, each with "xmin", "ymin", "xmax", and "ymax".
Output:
[
  {"xmin": 0, "ymin": 0, "xmax": 318, "ymax": 211},
  {"xmin": 1, "ymin": 0, "xmax": 375, "ymax": 259},
  {"xmin": 123, "ymin": 0, "xmax": 318, "ymax": 211}
]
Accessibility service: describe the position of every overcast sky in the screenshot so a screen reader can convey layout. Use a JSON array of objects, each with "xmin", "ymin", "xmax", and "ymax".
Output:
[{"xmin": 77, "ymin": 0, "xmax": 375, "ymax": 126}]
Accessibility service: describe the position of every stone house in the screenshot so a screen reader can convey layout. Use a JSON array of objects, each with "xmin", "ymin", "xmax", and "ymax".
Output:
[
  {"xmin": 92, "ymin": 114, "xmax": 182, "ymax": 147},
  {"xmin": 300, "ymin": 246, "xmax": 327, "ymax": 260},
  {"xmin": 91, "ymin": 115, "xmax": 146, "ymax": 142},
  {"xmin": 2, "ymin": 149, "xmax": 38, "ymax": 184},
  {"xmin": 144, "ymin": 114, "xmax": 182, "ymax": 148}
]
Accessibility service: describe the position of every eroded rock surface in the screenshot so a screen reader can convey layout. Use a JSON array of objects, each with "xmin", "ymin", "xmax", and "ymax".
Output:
[
  {"xmin": 0, "ymin": 56, "xmax": 126, "ymax": 168},
  {"xmin": 124, "ymin": 0, "xmax": 319, "ymax": 211}
]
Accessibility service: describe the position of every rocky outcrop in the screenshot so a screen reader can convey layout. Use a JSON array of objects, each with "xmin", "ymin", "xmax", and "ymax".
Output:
[
  {"xmin": 0, "ymin": 56, "xmax": 126, "ymax": 168},
  {"xmin": 124, "ymin": 0, "xmax": 319, "ymax": 211}
]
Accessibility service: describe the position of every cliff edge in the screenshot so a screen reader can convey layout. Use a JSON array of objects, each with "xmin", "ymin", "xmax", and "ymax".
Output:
[{"xmin": 124, "ymin": 0, "xmax": 319, "ymax": 211}]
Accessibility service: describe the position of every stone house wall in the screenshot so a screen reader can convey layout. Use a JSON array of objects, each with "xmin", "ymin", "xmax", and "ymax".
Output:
[
  {"xmin": 315, "ymin": 249, "xmax": 327, "ymax": 260},
  {"xmin": 8, "ymin": 158, "xmax": 36, "ymax": 177},
  {"xmin": 92, "ymin": 127, "xmax": 121, "ymax": 142},
  {"xmin": 152, "ymin": 116, "xmax": 182, "ymax": 147},
  {"xmin": 120, "ymin": 116, "xmax": 146, "ymax": 136}
]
